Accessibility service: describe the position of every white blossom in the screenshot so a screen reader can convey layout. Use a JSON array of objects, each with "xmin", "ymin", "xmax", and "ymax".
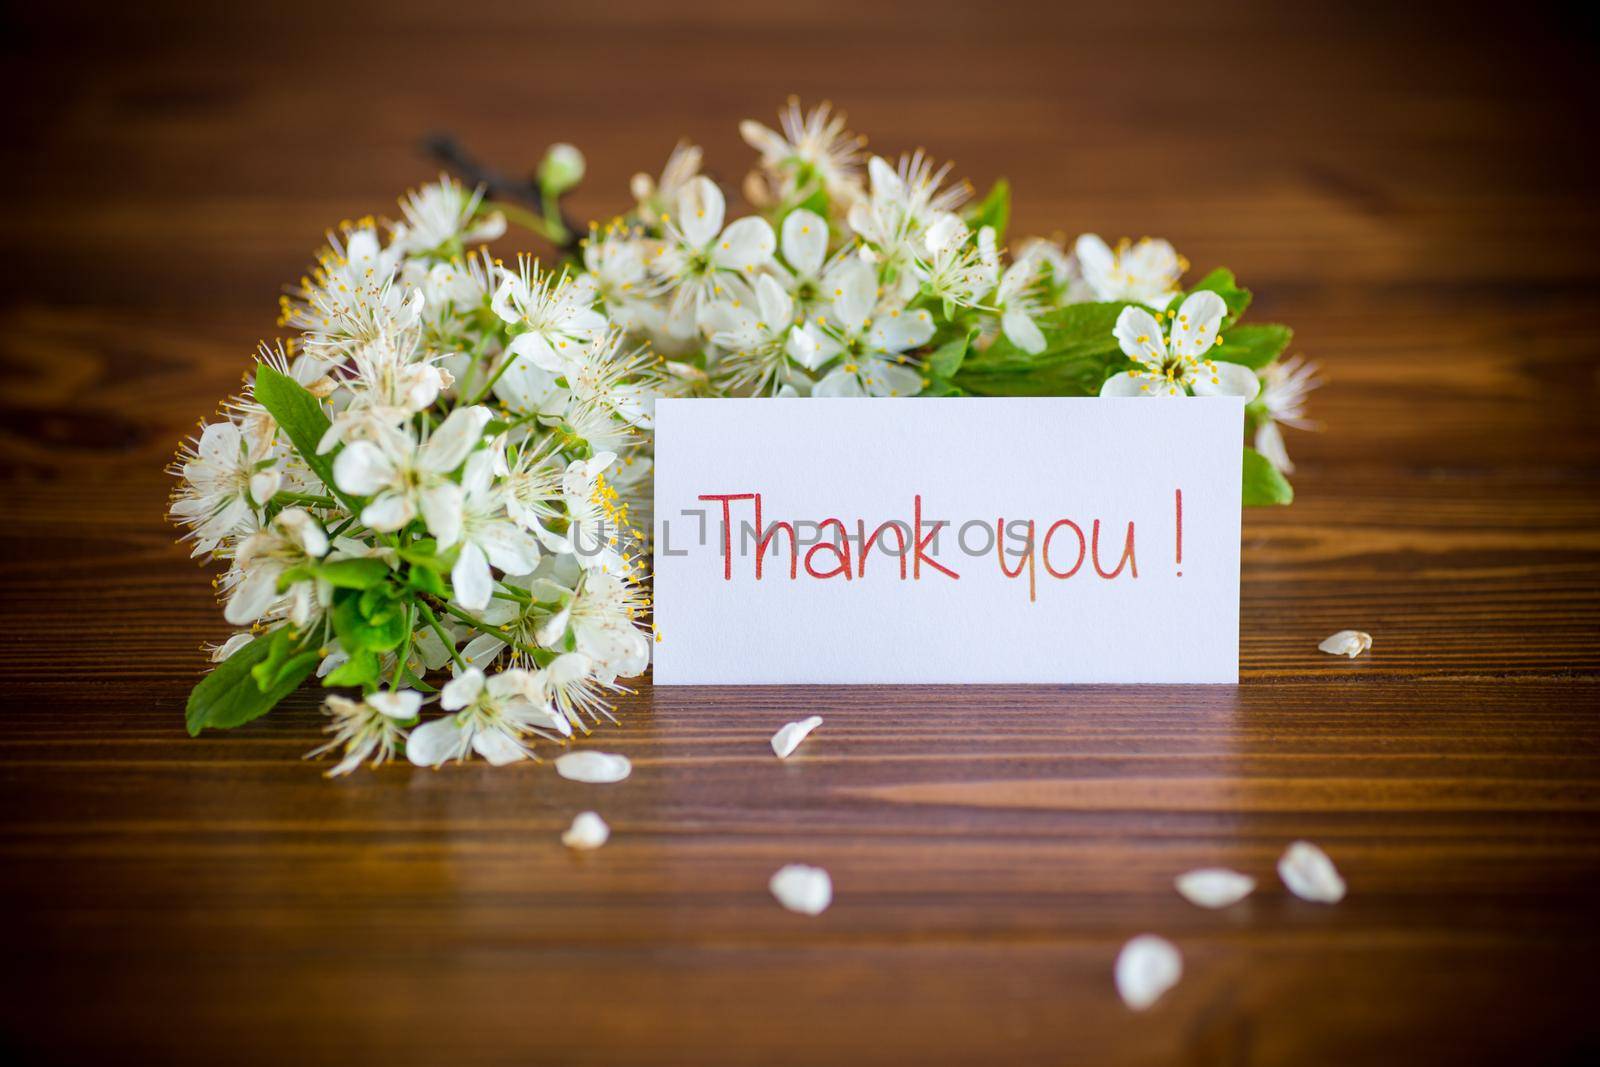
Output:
[
  {"xmin": 332, "ymin": 405, "xmax": 492, "ymax": 543},
  {"xmin": 648, "ymin": 176, "xmax": 775, "ymax": 337},
  {"xmin": 631, "ymin": 140, "xmax": 703, "ymax": 227},
  {"xmin": 223, "ymin": 508, "xmax": 330, "ymax": 627},
  {"xmin": 812, "ymin": 258, "xmax": 933, "ymax": 397},
  {"xmin": 169, "ymin": 418, "xmax": 279, "ymax": 556},
  {"xmin": 451, "ymin": 450, "xmax": 541, "ymax": 611},
  {"xmin": 1075, "ymin": 234, "xmax": 1185, "ymax": 308},
  {"xmin": 307, "ymin": 689, "xmax": 419, "ymax": 777},
  {"xmin": 407, "ymin": 668, "xmax": 568, "ymax": 767},
  {"xmin": 740, "ymin": 97, "xmax": 864, "ymax": 208},
  {"xmin": 705, "ymin": 274, "xmax": 819, "ymax": 395},
  {"xmin": 1100, "ymin": 291, "xmax": 1259, "ymax": 400},
  {"xmin": 491, "ymin": 256, "xmax": 609, "ymax": 379},
  {"xmin": 1255, "ymin": 355, "xmax": 1321, "ymax": 473},
  {"xmin": 390, "ymin": 174, "xmax": 506, "ymax": 256}
]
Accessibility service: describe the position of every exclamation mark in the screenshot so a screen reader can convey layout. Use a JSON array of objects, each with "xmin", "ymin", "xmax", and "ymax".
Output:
[{"xmin": 1174, "ymin": 488, "xmax": 1183, "ymax": 577}]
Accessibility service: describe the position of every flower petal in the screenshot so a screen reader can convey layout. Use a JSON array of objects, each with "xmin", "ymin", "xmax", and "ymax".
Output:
[
  {"xmin": 276, "ymin": 508, "xmax": 329, "ymax": 558},
  {"xmin": 1190, "ymin": 359, "xmax": 1261, "ymax": 401},
  {"xmin": 332, "ymin": 440, "xmax": 393, "ymax": 496},
  {"xmin": 769, "ymin": 864, "xmax": 832, "ymax": 915},
  {"xmin": 755, "ymin": 273, "xmax": 792, "ymax": 331},
  {"xmin": 830, "ymin": 259, "xmax": 876, "ymax": 332},
  {"xmin": 1318, "ymin": 630, "xmax": 1372, "ymax": 658},
  {"xmin": 554, "ymin": 751, "xmax": 632, "ymax": 783},
  {"xmin": 361, "ymin": 491, "xmax": 416, "ymax": 532},
  {"xmin": 477, "ymin": 522, "xmax": 541, "ymax": 577},
  {"xmin": 223, "ymin": 564, "xmax": 281, "ymax": 626},
  {"xmin": 862, "ymin": 359, "xmax": 923, "ymax": 398},
  {"xmin": 1169, "ymin": 290, "xmax": 1226, "ymax": 359},
  {"xmin": 1279, "ymin": 841, "xmax": 1346, "ymax": 903},
  {"xmin": 1099, "ymin": 371, "xmax": 1150, "ymax": 398},
  {"xmin": 507, "ymin": 329, "xmax": 565, "ymax": 374},
  {"xmin": 369, "ymin": 689, "xmax": 423, "ymax": 719},
  {"xmin": 451, "ymin": 541, "xmax": 493, "ymax": 611},
  {"xmin": 1255, "ymin": 419, "xmax": 1293, "ymax": 473},
  {"xmin": 867, "ymin": 308, "xmax": 935, "ymax": 354},
  {"xmin": 1174, "ymin": 868, "xmax": 1256, "ymax": 908},
  {"xmin": 771, "ymin": 715, "xmax": 823, "ymax": 759},
  {"xmin": 1073, "ymin": 233, "xmax": 1114, "ymax": 279},
  {"xmin": 1001, "ymin": 307, "xmax": 1046, "ymax": 355},
  {"xmin": 787, "ymin": 324, "xmax": 823, "ymax": 371},
  {"xmin": 420, "ymin": 482, "xmax": 464, "ymax": 549},
  {"xmin": 406, "ymin": 716, "xmax": 468, "ymax": 766},
  {"xmin": 781, "ymin": 209, "xmax": 828, "ymax": 276},
  {"xmin": 471, "ymin": 727, "xmax": 530, "ymax": 766},
  {"xmin": 561, "ymin": 811, "xmax": 611, "ymax": 850},
  {"xmin": 249, "ymin": 469, "xmax": 281, "ymax": 506},
  {"xmin": 1113, "ymin": 306, "xmax": 1166, "ymax": 364},
  {"xmin": 714, "ymin": 216, "xmax": 776, "ymax": 274},
  {"xmin": 812, "ymin": 369, "xmax": 865, "ymax": 398},
  {"xmin": 678, "ymin": 176, "xmax": 726, "ymax": 247},
  {"xmin": 421, "ymin": 406, "xmax": 491, "ymax": 473},
  {"xmin": 1115, "ymin": 935, "xmax": 1182, "ymax": 1010},
  {"xmin": 439, "ymin": 668, "xmax": 485, "ymax": 712}
]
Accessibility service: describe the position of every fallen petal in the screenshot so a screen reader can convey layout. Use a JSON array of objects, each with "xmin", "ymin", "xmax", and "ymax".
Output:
[
  {"xmin": 561, "ymin": 811, "xmax": 610, "ymax": 850},
  {"xmin": 1115, "ymin": 935, "xmax": 1182, "ymax": 1011},
  {"xmin": 1318, "ymin": 630, "xmax": 1372, "ymax": 658},
  {"xmin": 771, "ymin": 715, "xmax": 824, "ymax": 759},
  {"xmin": 1278, "ymin": 840, "xmax": 1346, "ymax": 903},
  {"xmin": 1174, "ymin": 868, "xmax": 1256, "ymax": 909},
  {"xmin": 769, "ymin": 864, "xmax": 832, "ymax": 916},
  {"xmin": 555, "ymin": 751, "xmax": 632, "ymax": 784}
]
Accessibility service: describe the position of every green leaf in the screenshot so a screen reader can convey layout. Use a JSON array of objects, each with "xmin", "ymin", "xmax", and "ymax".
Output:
[
  {"xmin": 927, "ymin": 333, "xmax": 973, "ymax": 379},
  {"xmin": 185, "ymin": 630, "xmax": 317, "ymax": 736},
  {"xmin": 250, "ymin": 627, "xmax": 316, "ymax": 691},
  {"xmin": 333, "ymin": 588, "xmax": 408, "ymax": 652},
  {"xmin": 956, "ymin": 302, "xmax": 1128, "ymax": 396},
  {"xmin": 398, "ymin": 539, "xmax": 441, "ymax": 564},
  {"xmin": 965, "ymin": 179, "xmax": 1010, "ymax": 242},
  {"xmin": 917, "ymin": 380, "xmax": 966, "ymax": 398},
  {"xmin": 275, "ymin": 565, "xmax": 317, "ymax": 593},
  {"xmin": 405, "ymin": 561, "xmax": 447, "ymax": 597},
  {"xmin": 1215, "ymin": 323, "xmax": 1292, "ymax": 370},
  {"xmin": 1188, "ymin": 267, "xmax": 1252, "ymax": 325},
  {"xmin": 323, "ymin": 647, "xmax": 379, "ymax": 688},
  {"xmin": 318, "ymin": 557, "xmax": 393, "ymax": 590},
  {"xmin": 253, "ymin": 366, "xmax": 360, "ymax": 510},
  {"xmin": 1242, "ymin": 446, "xmax": 1295, "ymax": 506}
]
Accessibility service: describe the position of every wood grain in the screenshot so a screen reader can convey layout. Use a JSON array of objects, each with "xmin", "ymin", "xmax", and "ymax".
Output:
[{"xmin": 2, "ymin": 1, "xmax": 1598, "ymax": 1063}]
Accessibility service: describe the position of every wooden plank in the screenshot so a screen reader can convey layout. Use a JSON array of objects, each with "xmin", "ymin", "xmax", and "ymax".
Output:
[{"xmin": 0, "ymin": 0, "xmax": 1596, "ymax": 1063}]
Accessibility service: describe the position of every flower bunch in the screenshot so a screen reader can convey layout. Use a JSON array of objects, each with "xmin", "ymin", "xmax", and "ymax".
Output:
[{"xmin": 170, "ymin": 97, "xmax": 1314, "ymax": 773}]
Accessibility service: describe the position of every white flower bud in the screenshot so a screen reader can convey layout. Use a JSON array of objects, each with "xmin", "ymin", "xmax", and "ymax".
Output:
[{"xmin": 539, "ymin": 143, "xmax": 586, "ymax": 195}]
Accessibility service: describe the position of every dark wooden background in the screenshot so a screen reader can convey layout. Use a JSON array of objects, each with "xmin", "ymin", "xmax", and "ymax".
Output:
[{"xmin": 2, "ymin": 1, "xmax": 1597, "ymax": 1063}]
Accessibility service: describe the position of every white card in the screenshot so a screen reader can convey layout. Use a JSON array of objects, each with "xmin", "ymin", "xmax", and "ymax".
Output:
[{"xmin": 651, "ymin": 397, "xmax": 1242, "ymax": 684}]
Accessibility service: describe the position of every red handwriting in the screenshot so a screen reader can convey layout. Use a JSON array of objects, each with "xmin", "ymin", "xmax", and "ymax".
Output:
[{"xmin": 696, "ymin": 492, "xmax": 1166, "ymax": 596}]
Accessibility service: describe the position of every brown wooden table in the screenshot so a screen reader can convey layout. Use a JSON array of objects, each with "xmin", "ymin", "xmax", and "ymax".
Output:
[{"xmin": 3, "ymin": 2, "xmax": 1597, "ymax": 1063}]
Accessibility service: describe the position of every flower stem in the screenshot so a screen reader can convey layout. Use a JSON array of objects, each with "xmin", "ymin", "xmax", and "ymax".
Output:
[
  {"xmin": 390, "ymin": 603, "xmax": 415, "ymax": 688},
  {"xmin": 417, "ymin": 600, "xmax": 467, "ymax": 672},
  {"xmin": 424, "ymin": 594, "xmax": 552, "ymax": 666},
  {"xmin": 277, "ymin": 491, "xmax": 340, "ymax": 509}
]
